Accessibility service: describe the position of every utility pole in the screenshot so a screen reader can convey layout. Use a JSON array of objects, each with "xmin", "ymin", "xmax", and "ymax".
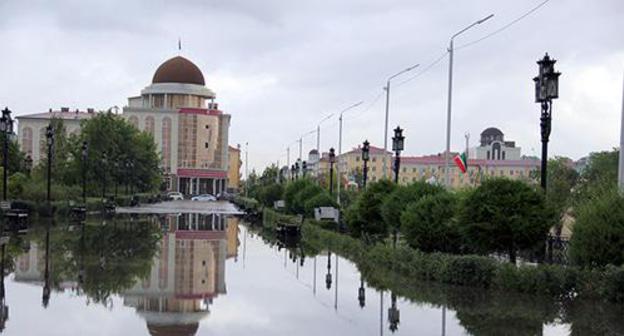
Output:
[
  {"xmin": 245, "ymin": 142, "xmax": 249, "ymax": 197},
  {"xmin": 444, "ymin": 14, "xmax": 494, "ymax": 187},
  {"xmin": 619, "ymin": 73, "xmax": 624, "ymax": 191}
]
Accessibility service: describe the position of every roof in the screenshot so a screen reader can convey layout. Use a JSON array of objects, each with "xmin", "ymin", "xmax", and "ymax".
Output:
[
  {"xmin": 228, "ymin": 145, "xmax": 241, "ymax": 152},
  {"xmin": 16, "ymin": 109, "xmax": 96, "ymax": 121},
  {"xmin": 343, "ymin": 144, "xmax": 392, "ymax": 156},
  {"xmin": 401, "ymin": 155, "xmax": 540, "ymax": 167},
  {"xmin": 481, "ymin": 127, "xmax": 504, "ymax": 136},
  {"xmin": 153, "ymin": 56, "xmax": 205, "ymax": 86},
  {"xmin": 309, "ymin": 149, "xmax": 319, "ymax": 155}
]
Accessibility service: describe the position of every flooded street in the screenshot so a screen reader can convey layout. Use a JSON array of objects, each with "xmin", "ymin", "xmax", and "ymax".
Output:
[{"xmin": 0, "ymin": 211, "xmax": 620, "ymax": 335}]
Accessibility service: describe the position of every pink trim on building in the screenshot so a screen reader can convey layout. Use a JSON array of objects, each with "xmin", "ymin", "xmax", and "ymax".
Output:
[
  {"xmin": 175, "ymin": 230, "xmax": 226, "ymax": 240},
  {"xmin": 178, "ymin": 107, "xmax": 222, "ymax": 116},
  {"xmin": 177, "ymin": 169, "xmax": 227, "ymax": 178},
  {"xmin": 342, "ymin": 144, "xmax": 392, "ymax": 156},
  {"xmin": 400, "ymin": 155, "xmax": 539, "ymax": 168}
]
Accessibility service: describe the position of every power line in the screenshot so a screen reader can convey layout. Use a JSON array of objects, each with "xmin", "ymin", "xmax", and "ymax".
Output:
[
  {"xmin": 456, "ymin": 0, "xmax": 552, "ymax": 50},
  {"xmin": 396, "ymin": 51, "xmax": 448, "ymax": 88}
]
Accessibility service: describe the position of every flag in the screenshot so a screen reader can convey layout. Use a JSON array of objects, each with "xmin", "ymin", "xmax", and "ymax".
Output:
[{"xmin": 454, "ymin": 152, "xmax": 468, "ymax": 174}]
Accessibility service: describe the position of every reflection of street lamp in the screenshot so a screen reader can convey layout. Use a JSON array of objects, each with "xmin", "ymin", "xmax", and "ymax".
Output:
[
  {"xmin": 325, "ymin": 251, "xmax": 332, "ymax": 290},
  {"xmin": 42, "ymin": 222, "xmax": 51, "ymax": 308},
  {"xmin": 358, "ymin": 277, "xmax": 366, "ymax": 308},
  {"xmin": 362, "ymin": 140, "xmax": 370, "ymax": 189},
  {"xmin": 392, "ymin": 126, "xmax": 404, "ymax": 184},
  {"xmin": 0, "ymin": 108, "xmax": 14, "ymax": 201},
  {"xmin": 0, "ymin": 244, "xmax": 7, "ymax": 331},
  {"xmin": 328, "ymin": 148, "xmax": 336, "ymax": 195},
  {"xmin": 388, "ymin": 292, "xmax": 400, "ymax": 333},
  {"xmin": 533, "ymin": 53, "xmax": 561, "ymax": 191}
]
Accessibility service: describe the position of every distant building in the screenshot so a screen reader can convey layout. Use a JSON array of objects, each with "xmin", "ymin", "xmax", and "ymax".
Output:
[
  {"xmin": 307, "ymin": 149, "xmax": 320, "ymax": 177},
  {"xmin": 16, "ymin": 107, "xmax": 97, "ymax": 163},
  {"xmin": 337, "ymin": 144, "xmax": 392, "ymax": 184},
  {"xmin": 122, "ymin": 55, "xmax": 232, "ymax": 195},
  {"xmin": 470, "ymin": 127, "xmax": 521, "ymax": 161},
  {"xmin": 227, "ymin": 145, "xmax": 242, "ymax": 192}
]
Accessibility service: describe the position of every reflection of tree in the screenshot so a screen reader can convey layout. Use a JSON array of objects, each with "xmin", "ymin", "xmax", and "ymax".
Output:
[
  {"xmin": 77, "ymin": 221, "xmax": 161, "ymax": 304},
  {"xmin": 564, "ymin": 300, "xmax": 624, "ymax": 336},
  {"xmin": 19, "ymin": 218, "xmax": 161, "ymax": 306}
]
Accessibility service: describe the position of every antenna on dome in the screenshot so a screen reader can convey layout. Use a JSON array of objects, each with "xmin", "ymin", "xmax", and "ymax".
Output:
[{"xmin": 178, "ymin": 37, "xmax": 182, "ymax": 53}]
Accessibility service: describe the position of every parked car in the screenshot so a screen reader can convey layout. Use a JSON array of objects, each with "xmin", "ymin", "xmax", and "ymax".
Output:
[
  {"xmin": 167, "ymin": 192, "xmax": 184, "ymax": 201},
  {"xmin": 217, "ymin": 191, "xmax": 234, "ymax": 201},
  {"xmin": 191, "ymin": 194, "xmax": 217, "ymax": 202}
]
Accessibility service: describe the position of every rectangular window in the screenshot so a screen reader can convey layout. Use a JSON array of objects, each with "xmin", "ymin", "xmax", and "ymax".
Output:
[
  {"xmin": 487, "ymin": 151, "xmax": 490, "ymax": 160},
  {"xmin": 205, "ymin": 142, "xmax": 209, "ymax": 148}
]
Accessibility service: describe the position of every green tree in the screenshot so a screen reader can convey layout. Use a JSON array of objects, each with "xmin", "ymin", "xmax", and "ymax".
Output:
[
  {"xmin": 459, "ymin": 178, "xmax": 556, "ymax": 263},
  {"xmin": 400, "ymin": 191, "xmax": 462, "ymax": 253},
  {"xmin": 546, "ymin": 157, "xmax": 579, "ymax": 218},
  {"xmin": 257, "ymin": 183, "xmax": 284, "ymax": 207},
  {"xmin": 574, "ymin": 149, "xmax": 618, "ymax": 204},
  {"xmin": 293, "ymin": 184, "xmax": 324, "ymax": 214},
  {"xmin": 381, "ymin": 181, "xmax": 444, "ymax": 241},
  {"xmin": 283, "ymin": 178, "xmax": 315, "ymax": 213},
  {"xmin": 345, "ymin": 179, "xmax": 395, "ymax": 239},
  {"xmin": 569, "ymin": 188, "xmax": 624, "ymax": 267}
]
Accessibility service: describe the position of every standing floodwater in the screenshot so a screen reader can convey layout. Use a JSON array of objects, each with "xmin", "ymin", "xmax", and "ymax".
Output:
[{"xmin": 0, "ymin": 213, "xmax": 621, "ymax": 335}]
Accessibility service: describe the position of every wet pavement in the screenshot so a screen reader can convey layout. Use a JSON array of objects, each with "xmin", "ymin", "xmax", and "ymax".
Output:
[{"xmin": 116, "ymin": 200, "xmax": 244, "ymax": 215}]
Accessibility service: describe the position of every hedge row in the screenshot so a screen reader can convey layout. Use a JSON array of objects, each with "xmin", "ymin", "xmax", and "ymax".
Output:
[{"xmin": 300, "ymin": 220, "xmax": 624, "ymax": 303}]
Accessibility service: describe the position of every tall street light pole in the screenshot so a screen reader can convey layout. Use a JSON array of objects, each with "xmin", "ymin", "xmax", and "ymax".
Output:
[
  {"xmin": 0, "ymin": 108, "xmax": 14, "ymax": 202},
  {"xmin": 533, "ymin": 53, "xmax": 561, "ymax": 192},
  {"xmin": 316, "ymin": 113, "xmax": 334, "ymax": 152},
  {"xmin": 336, "ymin": 101, "xmax": 363, "ymax": 204},
  {"xmin": 383, "ymin": 64, "xmax": 419, "ymax": 179},
  {"xmin": 444, "ymin": 14, "xmax": 494, "ymax": 187}
]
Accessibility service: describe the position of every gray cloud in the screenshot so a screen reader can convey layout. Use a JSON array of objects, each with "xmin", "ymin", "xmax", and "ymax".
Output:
[{"xmin": 0, "ymin": 0, "xmax": 622, "ymax": 171}]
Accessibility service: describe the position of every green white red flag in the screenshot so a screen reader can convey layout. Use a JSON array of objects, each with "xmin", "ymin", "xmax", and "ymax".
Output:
[{"xmin": 454, "ymin": 152, "xmax": 468, "ymax": 174}]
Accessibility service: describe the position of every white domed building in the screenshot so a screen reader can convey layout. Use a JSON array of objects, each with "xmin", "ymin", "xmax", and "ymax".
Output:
[{"xmin": 123, "ymin": 56, "xmax": 231, "ymax": 195}]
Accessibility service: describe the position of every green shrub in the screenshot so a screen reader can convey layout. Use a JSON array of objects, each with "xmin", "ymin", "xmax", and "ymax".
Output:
[
  {"xmin": 345, "ymin": 180, "xmax": 395, "ymax": 239},
  {"xmin": 292, "ymin": 184, "xmax": 324, "ymax": 214},
  {"xmin": 304, "ymin": 192, "xmax": 337, "ymax": 217},
  {"xmin": 257, "ymin": 183, "xmax": 284, "ymax": 207},
  {"xmin": 284, "ymin": 178, "xmax": 315, "ymax": 213},
  {"xmin": 570, "ymin": 188, "xmax": 624, "ymax": 267},
  {"xmin": 400, "ymin": 191, "xmax": 462, "ymax": 253},
  {"xmin": 381, "ymin": 181, "xmax": 444, "ymax": 234},
  {"xmin": 459, "ymin": 178, "xmax": 556, "ymax": 263}
]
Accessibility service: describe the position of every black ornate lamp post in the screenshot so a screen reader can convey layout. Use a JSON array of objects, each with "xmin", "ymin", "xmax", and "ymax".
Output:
[
  {"xmin": 24, "ymin": 155, "xmax": 33, "ymax": 177},
  {"xmin": 533, "ymin": 53, "xmax": 561, "ymax": 191},
  {"xmin": 294, "ymin": 162, "xmax": 300, "ymax": 180},
  {"xmin": 0, "ymin": 108, "xmax": 14, "ymax": 201},
  {"xmin": 362, "ymin": 140, "xmax": 370, "ymax": 189},
  {"xmin": 81, "ymin": 141, "xmax": 88, "ymax": 204},
  {"xmin": 302, "ymin": 161, "xmax": 307, "ymax": 177},
  {"xmin": 101, "ymin": 153, "xmax": 108, "ymax": 200},
  {"xmin": 45, "ymin": 125, "xmax": 54, "ymax": 207},
  {"xmin": 290, "ymin": 164, "xmax": 295, "ymax": 181},
  {"xmin": 392, "ymin": 126, "xmax": 405, "ymax": 184},
  {"xmin": 328, "ymin": 148, "xmax": 336, "ymax": 195}
]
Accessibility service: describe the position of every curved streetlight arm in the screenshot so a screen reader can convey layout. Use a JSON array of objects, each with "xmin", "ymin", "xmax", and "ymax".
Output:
[
  {"xmin": 388, "ymin": 64, "xmax": 420, "ymax": 83},
  {"xmin": 451, "ymin": 14, "xmax": 494, "ymax": 41}
]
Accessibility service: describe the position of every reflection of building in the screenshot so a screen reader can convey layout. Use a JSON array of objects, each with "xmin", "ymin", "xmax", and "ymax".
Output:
[
  {"xmin": 123, "ymin": 56, "xmax": 231, "ymax": 195},
  {"xmin": 123, "ymin": 214, "xmax": 239, "ymax": 336},
  {"xmin": 14, "ymin": 241, "xmax": 78, "ymax": 290},
  {"xmin": 16, "ymin": 108, "xmax": 96, "ymax": 163},
  {"xmin": 227, "ymin": 145, "xmax": 242, "ymax": 192}
]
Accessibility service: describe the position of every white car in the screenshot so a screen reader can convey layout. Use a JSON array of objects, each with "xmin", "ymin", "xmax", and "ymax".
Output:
[
  {"xmin": 191, "ymin": 194, "xmax": 217, "ymax": 202},
  {"xmin": 167, "ymin": 192, "xmax": 184, "ymax": 200}
]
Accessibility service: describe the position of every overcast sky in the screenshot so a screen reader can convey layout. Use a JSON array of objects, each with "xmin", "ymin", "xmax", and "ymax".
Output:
[{"xmin": 0, "ymin": 0, "xmax": 622, "ymax": 172}]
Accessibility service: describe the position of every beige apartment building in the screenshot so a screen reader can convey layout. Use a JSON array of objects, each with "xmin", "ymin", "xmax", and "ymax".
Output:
[{"xmin": 227, "ymin": 145, "xmax": 242, "ymax": 191}]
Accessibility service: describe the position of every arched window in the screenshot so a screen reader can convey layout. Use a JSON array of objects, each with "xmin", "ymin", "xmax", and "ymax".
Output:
[
  {"xmin": 145, "ymin": 116, "xmax": 155, "ymax": 136},
  {"xmin": 162, "ymin": 117, "xmax": 172, "ymax": 171},
  {"xmin": 129, "ymin": 116, "xmax": 139, "ymax": 128},
  {"xmin": 21, "ymin": 127, "xmax": 33, "ymax": 155}
]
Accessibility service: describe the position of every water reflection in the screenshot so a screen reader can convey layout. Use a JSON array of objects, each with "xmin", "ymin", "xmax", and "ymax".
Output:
[
  {"xmin": 0, "ymin": 214, "xmax": 623, "ymax": 335},
  {"xmin": 122, "ymin": 214, "xmax": 239, "ymax": 335}
]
